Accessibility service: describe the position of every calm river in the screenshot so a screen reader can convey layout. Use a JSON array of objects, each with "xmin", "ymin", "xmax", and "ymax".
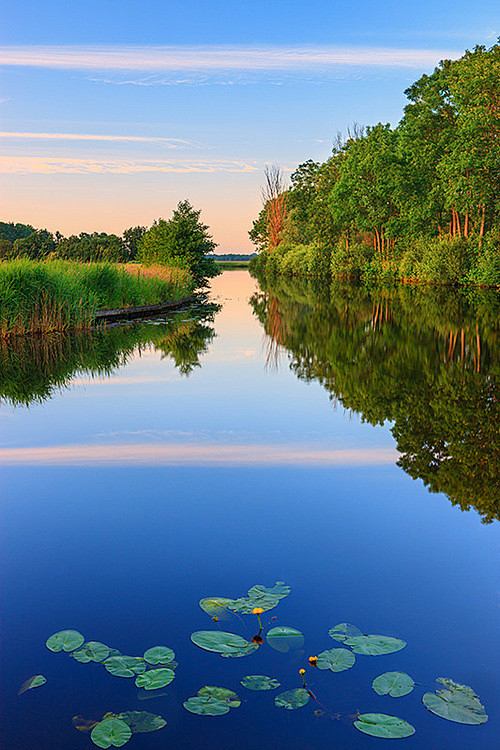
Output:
[{"xmin": 0, "ymin": 270, "xmax": 498, "ymax": 749}]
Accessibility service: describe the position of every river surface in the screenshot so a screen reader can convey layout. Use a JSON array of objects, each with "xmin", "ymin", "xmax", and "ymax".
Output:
[{"xmin": 0, "ymin": 270, "xmax": 499, "ymax": 749}]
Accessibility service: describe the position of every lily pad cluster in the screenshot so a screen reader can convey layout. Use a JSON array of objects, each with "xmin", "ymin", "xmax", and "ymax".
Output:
[
  {"xmin": 183, "ymin": 686, "xmax": 241, "ymax": 716},
  {"xmin": 422, "ymin": 678, "xmax": 488, "ymax": 725},
  {"xmin": 199, "ymin": 581, "xmax": 290, "ymax": 617}
]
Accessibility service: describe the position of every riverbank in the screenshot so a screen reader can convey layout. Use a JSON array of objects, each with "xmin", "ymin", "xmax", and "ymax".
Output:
[{"xmin": 0, "ymin": 260, "xmax": 194, "ymax": 337}]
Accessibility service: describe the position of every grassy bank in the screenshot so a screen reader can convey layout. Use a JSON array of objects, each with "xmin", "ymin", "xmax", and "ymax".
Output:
[
  {"xmin": 0, "ymin": 260, "xmax": 193, "ymax": 337},
  {"xmin": 215, "ymin": 260, "xmax": 250, "ymax": 269}
]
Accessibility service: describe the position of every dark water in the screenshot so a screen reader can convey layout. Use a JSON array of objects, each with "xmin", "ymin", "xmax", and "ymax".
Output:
[{"xmin": 0, "ymin": 271, "xmax": 498, "ymax": 749}]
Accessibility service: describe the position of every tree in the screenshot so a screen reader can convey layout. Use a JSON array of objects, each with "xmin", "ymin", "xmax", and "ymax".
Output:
[
  {"xmin": 12, "ymin": 229, "xmax": 56, "ymax": 259},
  {"xmin": 123, "ymin": 226, "xmax": 146, "ymax": 260},
  {"xmin": 139, "ymin": 200, "xmax": 219, "ymax": 280}
]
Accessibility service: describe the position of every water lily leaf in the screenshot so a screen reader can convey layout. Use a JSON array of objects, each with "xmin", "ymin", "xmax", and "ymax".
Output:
[
  {"xmin": 46, "ymin": 630, "xmax": 84, "ymax": 652},
  {"xmin": 241, "ymin": 675, "xmax": 280, "ymax": 691},
  {"xmin": 103, "ymin": 656, "xmax": 147, "ymax": 678},
  {"xmin": 422, "ymin": 678, "xmax": 488, "ymax": 725},
  {"xmin": 266, "ymin": 626, "xmax": 304, "ymax": 653},
  {"xmin": 143, "ymin": 646, "xmax": 175, "ymax": 665},
  {"xmin": 18, "ymin": 675, "xmax": 46, "ymax": 695},
  {"xmin": 191, "ymin": 630, "xmax": 250, "ymax": 654},
  {"xmin": 220, "ymin": 642, "xmax": 259, "ymax": 658},
  {"xmin": 345, "ymin": 635, "xmax": 406, "ymax": 656},
  {"xmin": 116, "ymin": 711, "xmax": 166, "ymax": 733},
  {"xmin": 275, "ymin": 688, "xmax": 310, "ymax": 710},
  {"xmin": 199, "ymin": 597, "xmax": 234, "ymax": 618},
  {"xmin": 328, "ymin": 623, "xmax": 362, "ymax": 642},
  {"xmin": 91, "ymin": 718, "xmax": 131, "ymax": 748},
  {"xmin": 231, "ymin": 582, "xmax": 290, "ymax": 614},
  {"xmin": 73, "ymin": 642, "xmax": 111, "ymax": 663},
  {"xmin": 373, "ymin": 672, "xmax": 415, "ymax": 698},
  {"xmin": 354, "ymin": 713, "xmax": 415, "ymax": 738},
  {"xmin": 135, "ymin": 668, "xmax": 175, "ymax": 690},
  {"xmin": 183, "ymin": 696, "xmax": 230, "ymax": 716},
  {"xmin": 316, "ymin": 648, "xmax": 356, "ymax": 672},
  {"xmin": 198, "ymin": 686, "xmax": 241, "ymax": 707}
]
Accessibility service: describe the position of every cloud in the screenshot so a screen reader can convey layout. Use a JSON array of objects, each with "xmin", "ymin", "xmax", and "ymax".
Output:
[
  {"xmin": 0, "ymin": 156, "xmax": 261, "ymax": 174},
  {"xmin": 0, "ymin": 131, "xmax": 202, "ymax": 148},
  {"xmin": 0, "ymin": 44, "xmax": 459, "ymax": 73},
  {"xmin": 0, "ymin": 442, "xmax": 399, "ymax": 466}
]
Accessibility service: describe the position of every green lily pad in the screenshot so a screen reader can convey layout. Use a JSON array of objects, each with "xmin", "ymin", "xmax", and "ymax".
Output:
[
  {"xmin": 328, "ymin": 623, "xmax": 362, "ymax": 642},
  {"xmin": 345, "ymin": 635, "xmax": 406, "ymax": 656},
  {"xmin": 143, "ymin": 646, "xmax": 175, "ymax": 665},
  {"xmin": 266, "ymin": 626, "xmax": 304, "ymax": 653},
  {"xmin": 231, "ymin": 582, "xmax": 290, "ymax": 614},
  {"xmin": 422, "ymin": 678, "xmax": 488, "ymax": 725},
  {"xmin": 116, "ymin": 711, "xmax": 166, "ymax": 733},
  {"xmin": 199, "ymin": 597, "xmax": 234, "ymax": 617},
  {"xmin": 191, "ymin": 630, "xmax": 250, "ymax": 654},
  {"xmin": 183, "ymin": 696, "xmax": 230, "ymax": 716},
  {"xmin": 135, "ymin": 668, "xmax": 175, "ymax": 690},
  {"xmin": 241, "ymin": 675, "xmax": 280, "ymax": 691},
  {"xmin": 46, "ymin": 630, "xmax": 84, "ymax": 652},
  {"xmin": 73, "ymin": 642, "xmax": 111, "ymax": 663},
  {"xmin": 373, "ymin": 672, "xmax": 415, "ymax": 698},
  {"xmin": 354, "ymin": 713, "xmax": 415, "ymax": 738},
  {"xmin": 18, "ymin": 675, "xmax": 46, "ymax": 695},
  {"xmin": 316, "ymin": 648, "xmax": 356, "ymax": 672},
  {"xmin": 91, "ymin": 718, "xmax": 132, "ymax": 748},
  {"xmin": 103, "ymin": 656, "xmax": 147, "ymax": 678},
  {"xmin": 198, "ymin": 686, "xmax": 241, "ymax": 707},
  {"xmin": 275, "ymin": 688, "xmax": 310, "ymax": 710},
  {"xmin": 220, "ymin": 641, "xmax": 259, "ymax": 658}
]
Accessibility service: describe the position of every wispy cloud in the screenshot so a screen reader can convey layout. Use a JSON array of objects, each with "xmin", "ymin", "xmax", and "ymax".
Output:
[
  {"xmin": 0, "ymin": 44, "xmax": 459, "ymax": 72},
  {"xmin": 0, "ymin": 442, "xmax": 399, "ymax": 466},
  {"xmin": 0, "ymin": 156, "xmax": 260, "ymax": 174},
  {"xmin": 0, "ymin": 131, "xmax": 202, "ymax": 148}
]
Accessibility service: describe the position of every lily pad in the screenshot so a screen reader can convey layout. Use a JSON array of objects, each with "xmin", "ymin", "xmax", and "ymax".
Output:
[
  {"xmin": 241, "ymin": 675, "xmax": 280, "ymax": 691},
  {"xmin": 46, "ymin": 630, "xmax": 84, "ymax": 652},
  {"xmin": 91, "ymin": 718, "xmax": 131, "ymax": 748},
  {"xmin": 18, "ymin": 675, "xmax": 46, "ymax": 695},
  {"xmin": 198, "ymin": 686, "xmax": 241, "ymax": 707},
  {"xmin": 116, "ymin": 711, "xmax": 166, "ymax": 733},
  {"xmin": 422, "ymin": 678, "xmax": 488, "ymax": 725},
  {"xmin": 275, "ymin": 688, "xmax": 310, "ymax": 710},
  {"xmin": 373, "ymin": 672, "xmax": 415, "ymax": 698},
  {"xmin": 135, "ymin": 668, "xmax": 175, "ymax": 690},
  {"xmin": 143, "ymin": 646, "xmax": 175, "ymax": 665},
  {"xmin": 183, "ymin": 696, "xmax": 230, "ymax": 716},
  {"xmin": 345, "ymin": 635, "xmax": 406, "ymax": 656},
  {"xmin": 103, "ymin": 656, "xmax": 147, "ymax": 678},
  {"xmin": 220, "ymin": 642, "xmax": 259, "ymax": 658},
  {"xmin": 266, "ymin": 626, "xmax": 304, "ymax": 653},
  {"xmin": 329, "ymin": 623, "xmax": 362, "ymax": 642},
  {"xmin": 73, "ymin": 642, "xmax": 111, "ymax": 663},
  {"xmin": 199, "ymin": 597, "xmax": 234, "ymax": 617},
  {"xmin": 191, "ymin": 630, "xmax": 250, "ymax": 654},
  {"xmin": 316, "ymin": 648, "xmax": 356, "ymax": 672},
  {"xmin": 231, "ymin": 582, "xmax": 290, "ymax": 614},
  {"xmin": 354, "ymin": 713, "xmax": 415, "ymax": 739}
]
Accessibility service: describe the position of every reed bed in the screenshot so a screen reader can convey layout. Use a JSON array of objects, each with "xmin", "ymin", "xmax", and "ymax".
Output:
[{"xmin": 0, "ymin": 260, "xmax": 193, "ymax": 337}]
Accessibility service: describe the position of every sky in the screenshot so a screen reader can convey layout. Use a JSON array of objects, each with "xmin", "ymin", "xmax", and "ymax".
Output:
[{"xmin": 0, "ymin": 2, "xmax": 499, "ymax": 251}]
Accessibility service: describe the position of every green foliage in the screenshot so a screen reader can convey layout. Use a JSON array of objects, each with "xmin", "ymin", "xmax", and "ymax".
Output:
[
  {"xmin": 316, "ymin": 648, "xmax": 356, "ymax": 672},
  {"xmin": 274, "ymin": 688, "xmax": 310, "ymax": 710},
  {"xmin": 18, "ymin": 675, "xmax": 46, "ymax": 695},
  {"xmin": 183, "ymin": 696, "xmax": 230, "ymax": 716},
  {"xmin": 46, "ymin": 630, "xmax": 84, "ymax": 652},
  {"xmin": 329, "ymin": 623, "xmax": 362, "ymax": 642},
  {"xmin": 422, "ymin": 679, "xmax": 488, "ymax": 725},
  {"xmin": 90, "ymin": 718, "xmax": 131, "ymax": 748},
  {"xmin": 72, "ymin": 642, "xmax": 111, "ymax": 663},
  {"xmin": 240, "ymin": 675, "xmax": 280, "ymax": 691},
  {"xmin": 115, "ymin": 711, "xmax": 166, "ymax": 733},
  {"xmin": 190, "ymin": 631, "xmax": 251, "ymax": 655},
  {"xmin": 135, "ymin": 668, "xmax": 175, "ymax": 690},
  {"xmin": 354, "ymin": 713, "xmax": 415, "ymax": 739},
  {"xmin": 103, "ymin": 656, "xmax": 146, "ymax": 677},
  {"xmin": 139, "ymin": 200, "xmax": 219, "ymax": 281},
  {"xmin": 143, "ymin": 646, "xmax": 175, "ymax": 665},
  {"xmin": 0, "ymin": 221, "xmax": 35, "ymax": 242},
  {"xmin": 265, "ymin": 626, "xmax": 304, "ymax": 653},
  {"xmin": 372, "ymin": 672, "xmax": 415, "ymax": 697}
]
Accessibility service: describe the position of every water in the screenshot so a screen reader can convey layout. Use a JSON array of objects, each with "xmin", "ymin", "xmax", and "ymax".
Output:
[{"xmin": 0, "ymin": 270, "xmax": 498, "ymax": 749}]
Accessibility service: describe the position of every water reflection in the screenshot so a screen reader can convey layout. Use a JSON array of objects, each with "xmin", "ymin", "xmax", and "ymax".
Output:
[
  {"xmin": 251, "ymin": 273, "xmax": 500, "ymax": 523},
  {"xmin": 0, "ymin": 303, "xmax": 220, "ymax": 407}
]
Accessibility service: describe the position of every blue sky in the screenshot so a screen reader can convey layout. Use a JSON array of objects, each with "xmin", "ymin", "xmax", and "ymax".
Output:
[{"xmin": 1, "ymin": 1, "xmax": 499, "ymax": 251}]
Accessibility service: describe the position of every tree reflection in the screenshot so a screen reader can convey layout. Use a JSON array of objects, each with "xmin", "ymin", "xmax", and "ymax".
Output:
[
  {"xmin": 0, "ymin": 304, "xmax": 220, "ymax": 407},
  {"xmin": 251, "ymin": 273, "xmax": 500, "ymax": 523}
]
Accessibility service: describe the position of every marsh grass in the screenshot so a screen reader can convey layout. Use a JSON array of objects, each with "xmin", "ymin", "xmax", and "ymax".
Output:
[{"xmin": 0, "ymin": 260, "xmax": 193, "ymax": 337}]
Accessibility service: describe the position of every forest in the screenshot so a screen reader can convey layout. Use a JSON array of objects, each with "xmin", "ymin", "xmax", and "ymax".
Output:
[{"xmin": 250, "ymin": 42, "xmax": 500, "ymax": 287}]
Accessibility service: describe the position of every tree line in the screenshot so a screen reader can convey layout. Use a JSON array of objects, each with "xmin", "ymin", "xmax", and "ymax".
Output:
[
  {"xmin": 0, "ymin": 200, "xmax": 219, "ymax": 281},
  {"xmin": 250, "ymin": 42, "xmax": 500, "ymax": 286}
]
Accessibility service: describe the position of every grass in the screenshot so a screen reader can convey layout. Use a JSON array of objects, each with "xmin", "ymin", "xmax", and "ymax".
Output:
[
  {"xmin": 215, "ymin": 260, "xmax": 250, "ymax": 269},
  {"xmin": 0, "ymin": 260, "xmax": 194, "ymax": 337}
]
